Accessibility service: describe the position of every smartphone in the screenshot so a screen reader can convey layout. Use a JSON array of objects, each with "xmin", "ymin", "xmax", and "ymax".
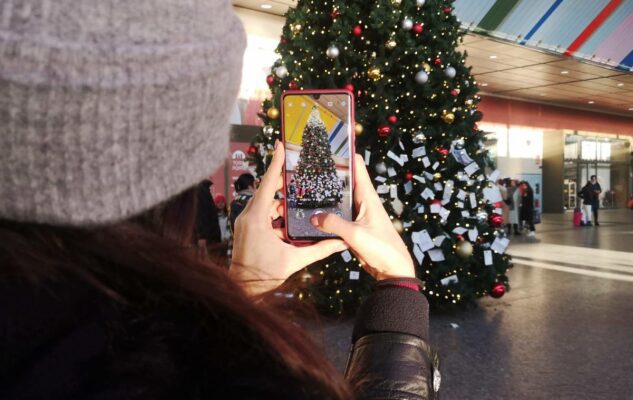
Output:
[{"xmin": 281, "ymin": 89, "xmax": 355, "ymax": 243}]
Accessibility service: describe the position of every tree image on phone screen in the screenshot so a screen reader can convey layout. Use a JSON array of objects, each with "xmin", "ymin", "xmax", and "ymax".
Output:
[{"xmin": 283, "ymin": 94, "xmax": 353, "ymax": 239}]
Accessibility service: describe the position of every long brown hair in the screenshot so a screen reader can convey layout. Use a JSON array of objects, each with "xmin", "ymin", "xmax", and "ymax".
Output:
[{"xmin": 0, "ymin": 190, "xmax": 352, "ymax": 398}]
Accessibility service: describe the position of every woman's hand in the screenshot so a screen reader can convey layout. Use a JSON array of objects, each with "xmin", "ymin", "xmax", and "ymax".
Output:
[
  {"xmin": 310, "ymin": 154, "xmax": 415, "ymax": 281},
  {"xmin": 229, "ymin": 142, "xmax": 348, "ymax": 296}
]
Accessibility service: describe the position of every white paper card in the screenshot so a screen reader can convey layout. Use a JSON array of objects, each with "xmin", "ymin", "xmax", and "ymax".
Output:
[
  {"xmin": 457, "ymin": 201, "xmax": 464, "ymax": 209},
  {"xmin": 388, "ymin": 167, "xmax": 397, "ymax": 177},
  {"xmin": 488, "ymin": 169, "xmax": 500, "ymax": 182},
  {"xmin": 428, "ymin": 249, "xmax": 446, "ymax": 262},
  {"xmin": 421, "ymin": 188, "xmax": 435, "ymax": 200},
  {"xmin": 491, "ymin": 237, "xmax": 510, "ymax": 254},
  {"xmin": 441, "ymin": 274, "xmax": 458, "ymax": 286},
  {"xmin": 434, "ymin": 182, "xmax": 443, "ymax": 192},
  {"xmin": 468, "ymin": 228, "xmax": 478, "ymax": 242},
  {"xmin": 443, "ymin": 180, "xmax": 454, "ymax": 202},
  {"xmin": 401, "ymin": 154, "xmax": 409, "ymax": 163},
  {"xmin": 341, "ymin": 250, "xmax": 352, "ymax": 263},
  {"xmin": 464, "ymin": 162, "xmax": 479, "ymax": 175},
  {"xmin": 377, "ymin": 184, "xmax": 389, "ymax": 194},
  {"xmin": 404, "ymin": 181, "xmax": 413, "ymax": 194},
  {"xmin": 399, "ymin": 140, "xmax": 405, "ymax": 151},
  {"xmin": 414, "ymin": 175, "xmax": 425, "ymax": 184},
  {"xmin": 412, "ymin": 230, "xmax": 434, "ymax": 251},
  {"xmin": 417, "ymin": 204, "xmax": 425, "ymax": 213},
  {"xmin": 432, "ymin": 161, "xmax": 440, "ymax": 170},
  {"xmin": 412, "ymin": 147, "xmax": 426, "ymax": 158},
  {"xmin": 457, "ymin": 190, "xmax": 467, "ymax": 200},
  {"xmin": 403, "ymin": 221, "xmax": 412, "ymax": 228},
  {"xmin": 413, "ymin": 244, "xmax": 425, "ymax": 265},
  {"xmin": 440, "ymin": 207, "xmax": 451, "ymax": 221},
  {"xmin": 469, "ymin": 193, "xmax": 477, "ymax": 208},
  {"xmin": 433, "ymin": 236, "xmax": 446, "ymax": 246},
  {"xmin": 462, "ymin": 210, "xmax": 470, "ymax": 217},
  {"xmin": 483, "ymin": 186, "xmax": 503, "ymax": 203},
  {"xmin": 364, "ymin": 150, "xmax": 371, "ymax": 165},
  {"xmin": 422, "ymin": 157, "xmax": 431, "ymax": 167},
  {"xmin": 484, "ymin": 250, "xmax": 493, "ymax": 266},
  {"xmin": 375, "ymin": 176, "xmax": 387, "ymax": 183},
  {"xmin": 430, "ymin": 202, "xmax": 441, "ymax": 214},
  {"xmin": 390, "ymin": 185, "xmax": 398, "ymax": 199},
  {"xmin": 349, "ymin": 270, "xmax": 360, "ymax": 280},
  {"xmin": 452, "ymin": 227, "xmax": 468, "ymax": 235},
  {"xmin": 387, "ymin": 151, "xmax": 404, "ymax": 166}
]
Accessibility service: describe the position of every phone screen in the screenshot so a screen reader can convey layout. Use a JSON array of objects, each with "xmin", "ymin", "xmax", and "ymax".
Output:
[{"xmin": 282, "ymin": 92, "xmax": 354, "ymax": 240}]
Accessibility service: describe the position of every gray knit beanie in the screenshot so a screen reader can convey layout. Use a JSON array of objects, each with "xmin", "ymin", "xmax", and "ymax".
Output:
[{"xmin": 0, "ymin": 0, "xmax": 246, "ymax": 226}]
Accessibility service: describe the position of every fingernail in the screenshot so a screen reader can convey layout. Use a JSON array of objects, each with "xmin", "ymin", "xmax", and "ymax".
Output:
[
  {"xmin": 310, "ymin": 214, "xmax": 320, "ymax": 227},
  {"xmin": 274, "ymin": 139, "xmax": 280, "ymax": 150}
]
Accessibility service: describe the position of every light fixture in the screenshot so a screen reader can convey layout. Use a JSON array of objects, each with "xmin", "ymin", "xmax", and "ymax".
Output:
[
  {"xmin": 489, "ymin": 55, "xmax": 497, "ymax": 59},
  {"xmin": 617, "ymin": 83, "xmax": 624, "ymax": 87},
  {"xmin": 629, "ymin": 107, "xmax": 633, "ymax": 111},
  {"xmin": 260, "ymin": 4, "xmax": 273, "ymax": 9},
  {"xmin": 561, "ymin": 70, "xmax": 569, "ymax": 74},
  {"xmin": 587, "ymin": 100, "xmax": 595, "ymax": 104},
  {"xmin": 480, "ymin": 83, "xmax": 488, "ymax": 87}
]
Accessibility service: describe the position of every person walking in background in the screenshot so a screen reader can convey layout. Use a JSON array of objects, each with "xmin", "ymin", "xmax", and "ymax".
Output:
[
  {"xmin": 498, "ymin": 179, "xmax": 510, "ymax": 234},
  {"xmin": 578, "ymin": 180, "xmax": 594, "ymax": 226},
  {"xmin": 196, "ymin": 179, "xmax": 222, "ymax": 259},
  {"xmin": 520, "ymin": 181, "xmax": 536, "ymax": 238},
  {"xmin": 215, "ymin": 194, "xmax": 231, "ymax": 243},
  {"xmin": 589, "ymin": 175, "xmax": 602, "ymax": 226},
  {"xmin": 230, "ymin": 173, "xmax": 256, "ymax": 232},
  {"xmin": 507, "ymin": 179, "xmax": 521, "ymax": 235}
]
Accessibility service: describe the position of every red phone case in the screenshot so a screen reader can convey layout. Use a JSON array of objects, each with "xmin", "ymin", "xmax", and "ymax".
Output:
[{"xmin": 280, "ymin": 89, "xmax": 356, "ymax": 245}]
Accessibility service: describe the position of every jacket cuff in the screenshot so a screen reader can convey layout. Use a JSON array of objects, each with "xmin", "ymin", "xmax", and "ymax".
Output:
[{"xmin": 352, "ymin": 285, "xmax": 429, "ymax": 344}]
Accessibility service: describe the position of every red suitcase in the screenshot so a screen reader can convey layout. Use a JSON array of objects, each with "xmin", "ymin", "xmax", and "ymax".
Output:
[{"xmin": 573, "ymin": 209, "xmax": 583, "ymax": 226}]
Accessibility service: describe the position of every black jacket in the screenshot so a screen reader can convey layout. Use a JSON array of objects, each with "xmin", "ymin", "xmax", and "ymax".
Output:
[
  {"xmin": 578, "ymin": 182, "xmax": 601, "ymax": 206},
  {"xmin": 0, "ymin": 278, "xmax": 438, "ymax": 399},
  {"xmin": 196, "ymin": 180, "xmax": 221, "ymax": 243}
]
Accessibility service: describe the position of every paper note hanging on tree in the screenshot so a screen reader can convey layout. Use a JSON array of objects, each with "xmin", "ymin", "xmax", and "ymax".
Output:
[
  {"xmin": 441, "ymin": 275, "xmax": 458, "ymax": 286},
  {"xmin": 413, "ymin": 244, "xmax": 425, "ymax": 265},
  {"xmin": 434, "ymin": 182, "xmax": 443, "ymax": 192},
  {"xmin": 428, "ymin": 249, "xmax": 446, "ymax": 262},
  {"xmin": 401, "ymin": 154, "xmax": 409, "ymax": 163},
  {"xmin": 443, "ymin": 180, "xmax": 454, "ymax": 202},
  {"xmin": 387, "ymin": 151, "xmax": 404, "ymax": 166},
  {"xmin": 469, "ymin": 193, "xmax": 477, "ymax": 208},
  {"xmin": 488, "ymin": 169, "xmax": 500, "ymax": 182},
  {"xmin": 412, "ymin": 230, "xmax": 434, "ymax": 252},
  {"xmin": 388, "ymin": 167, "xmax": 397, "ymax": 177},
  {"xmin": 464, "ymin": 162, "xmax": 479, "ymax": 176},
  {"xmin": 349, "ymin": 271, "xmax": 360, "ymax": 280},
  {"xmin": 375, "ymin": 176, "xmax": 387, "ymax": 183},
  {"xmin": 364, "ymin": 150, "xmax": 371, "ymax": 165},
  {"xmin": 491, "ymin": 237, "xmax": 510, "ymax": 254},
  {"xmin": 422, "ymin": 157, "xmax": 431, "ymax": 167},
  {"xmin": 440, "ymin": 207, "xmax": 450, "ymax": 221},
  {"xmin": 377, "ymin": 185, "xmax": 389, "ymax": 194},
  {"xmin": 484, "ymin": 250, "xmax": 493, "ymax": 266},
  {"xmin": 341, "ymin": 250, "xmax": 353, "ymax": 263},
  {"xmin": 452, "ymin": 147, "xmax": 474, "ymax": 165},
  {"xmin": 417, "ymin": 204, "xmax": 425, "ymax": 213},
  {"xmin": 414, "ymin": 175, "xmax": 425, "ymax": 184},
  {"xmin": 404, "ymin": 181, "xmax": 413, "ymax": 194},
  {"xmin": 457, "ymin": 190, "xmax": 467, "ymax": 200},
  {"xmin": 390, "ymin": 185, "xmax": 398, "ymax": 199},
  {"xmin": 468, "ymin": 228, "xmax": 478, "ymax": 242},
  {"xmin": 432, "ymin": 161, "xmax": 440, "ymax": 170},
  {"xmin": 462, "ymin": 211, "xmax": 470, "ymax": 217},
  {"xmin": 412, "ymin": 147, "xmax": 426, "ymax": 158},
  {"xmin": 421, "ymin": 188, "xmax": 435, "ymax": 200},
  {"xmin": 452, "ymin": 227, "xmax": 468, "ymax": 235},
  {"xmin": 433, "ymin": 236, "xmax": 446, "ymax": 246},
  {"xmin": 483, "ymin": 186, "xmax": 503, "ymax": 203},
  {"xmin": 430, "ymin": 202, "xmax": 441, "ymax": 214},
  {"xmin": 457, "ymin": 201, "xmax": 464, "ymax": 208}
]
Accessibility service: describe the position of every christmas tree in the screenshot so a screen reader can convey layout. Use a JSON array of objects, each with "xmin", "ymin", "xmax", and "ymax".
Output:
[
  {"xmin": 253, "ymin": 0, "xmax": 512, "ymax": 313},
  {"xmin": 293, "ymin": 107, "xmax": 343, "ymax": 209}
]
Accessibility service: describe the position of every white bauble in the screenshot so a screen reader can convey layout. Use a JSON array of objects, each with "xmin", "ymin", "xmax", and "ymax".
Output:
[
  {"xmin": 415, "ymin": 70, "xmax": 429, "ymax": 84},
  {"xmin": 445, "ymin": 66, "xmax": 457, "ymax": 79},
  {"xmin": 402, "ymin": 18, "xmax": 414, "ymax": 30},
  {"xmin": 275, "ymin": 65, "xmax": 289, "ymax": 78},
  {"xmin": 326, "ymin": 45, "xmax": 340, "ymax": 59},
  {"xmin": 416, "ymin": 0, "xmax": 426, "ymax": 6},
  {"xmin": 375, "ymin": 161, "xmax": 387, "ymax": 175}
]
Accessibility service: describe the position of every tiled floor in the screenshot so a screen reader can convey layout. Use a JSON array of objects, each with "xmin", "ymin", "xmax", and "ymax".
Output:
[{"xmin": 310, "ymin": 209, "xmax": 633, "ymax": 399}]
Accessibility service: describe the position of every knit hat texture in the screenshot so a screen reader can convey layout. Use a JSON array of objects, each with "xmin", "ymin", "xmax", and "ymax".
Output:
[{"xmin": 0, "ymin": 0, "xmax": 246, "ymax": 225}]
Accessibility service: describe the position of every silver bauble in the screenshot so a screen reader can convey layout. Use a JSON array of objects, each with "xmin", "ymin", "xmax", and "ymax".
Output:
[
  {"xmin": 263, "ymin": 125, "xmax": 274, "ymax": 137},
  {"xmin": 415, "ymin": 70, "xmax": 429, "ymax": 84},
  {"xmin": 413, "ymin": 132, "xmax": 426, "ymax": 144},
  {"xmin": 375, "ymin": 162, "xmax": 387, "ymax": 174},
  {"xmin": 275, "ymin": 65, "xmax": 289, "ymax": 79},
  {"xmin": 326, "ymin": 45, "xmax": 340, "ymax": 59},
  {"xmin": 416, "ymin": 0, "xmax": 426, "ymax": 6},
  {"xmin": 455, "ymin": 139, "xmax": 465, "ymax": 149},
  {"xmin": 476, "ymin": 211, "xmax": 488, "ymax": 223},
  {"xmin": 402, "ymin": 18, "xmax": 414, "ymax": 30},
  {"xmin": 445, "ymin": 66, "xmax": 457, "ymax": 79}
]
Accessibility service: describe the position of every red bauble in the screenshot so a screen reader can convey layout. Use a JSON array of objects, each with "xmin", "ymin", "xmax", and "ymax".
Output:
[
  {"xmin": 489, "ymin": 214, "xmax": 504, "ymax": 228},
  {"xmin": 352, "ymin": 25, "xmax": 362, "ymax": 37},
  {"xmin": 356, "ymin": 90, "xmax": 364, "ymax": 99},
  {"xmin": 437, "ymin": 147, "xmax": 449, "ymax": 156},
  {"xmin": 247, "ymin": 145, "xmax": 257, "ymax": 155},
  {"xmin": 444, "ymin": 6, "xmax": 452, "ymax": 13},
  {"xmin": 331, "ymin": 9, "xmax": 341, "ymax": 18},
  {"xmin": 280, "ymin": 36, "xmax": 288, "ymax": 45},
  {"xmin": 288, "ymin": 80, "xmax": 298, "ymax": 90},
  {"xmin": 451, "ymin": 89, "xmax": 460, "ymax": 97},
  {"xmin": 387, "ymin": 115, "xmax": 398, "ymax": 124},
  {"xmin": 490, "ymin": 282, "xmax": 506, "ymax": 299},
  {"xmin": 405, "ymin": 171, "xmax": 414, "ymax": 181},
  {"xmin": 412, "ymin": 23, "xmax": 424, "ymax": 34},
  {"xmin": 377, "ymin": 125, "xmax": 392, "ymax": 137},
  {"xmin": 266, "ymin": 75, "xmax": 275, "ymax": 86},
  {"xmin": 344, "ymin": 83, "xmax": 355, "ymax": 92},
  {"xmin": 434, "ymin": 57, "xmax": 442, "ymax": 65}
]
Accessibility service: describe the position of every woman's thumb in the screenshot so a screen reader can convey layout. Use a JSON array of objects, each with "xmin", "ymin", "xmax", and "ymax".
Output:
[{"xmin": 310, "ymin": 212, "xmax": 354, "ymax": 240}]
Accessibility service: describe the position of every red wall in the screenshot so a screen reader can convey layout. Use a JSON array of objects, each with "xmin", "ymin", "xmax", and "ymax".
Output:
[{"xmin": 479, "ymin": 96, "xmax": 633, "ymax": 136}]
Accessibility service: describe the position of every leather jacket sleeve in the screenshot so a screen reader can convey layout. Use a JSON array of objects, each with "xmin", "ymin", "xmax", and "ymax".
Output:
[{"xmin": 345, "ymin": 286, "xmax": 440, "ymax": 399}]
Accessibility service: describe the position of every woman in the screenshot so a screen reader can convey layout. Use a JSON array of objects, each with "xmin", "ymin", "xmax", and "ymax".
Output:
[
  {"xmin": 506, "ymin": 179, "xmax": 521, "ymax": 235},
  {"xmin": 519, "ymin": 181, "xmax": 536, "ymax": 238},
  {"xmin": 498, "ymin": 179, "xmax": 510, "ymax": 234},
  {"xmin": 0, "ymin": 1, "xmax": 437, "ymax": 399}
]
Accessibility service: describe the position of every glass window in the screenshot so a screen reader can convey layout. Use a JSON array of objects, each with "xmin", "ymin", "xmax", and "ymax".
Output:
[
  {"xmin": 479, "ymin": 122, "xmax": 508, "ymax": 157},
  {"xmin": 507, "ymin": 126, "xmax": 543, "ymax": 159}
]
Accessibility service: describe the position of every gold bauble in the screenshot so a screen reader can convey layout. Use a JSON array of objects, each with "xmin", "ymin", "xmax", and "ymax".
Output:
[
  {"xmin": 368, "ymin": 67, "xmax": 382, "ymax": 81},
  {"xmin": 385, "ymin": 40, "xmax": 397, "ymax": 50},
  {"xmin": 392, "ymin": 219, "xmax": 404, "ymax": 233},
  {"xmin": 433, "ymin": 172, "xmax": 442, "ymax": 180},
  {"xmin": 391, "ymin": 0, "xmax": 403, "ymax": 6},
  {"xmin": 442, "ymin": 112, "xmax": 455, "ymax": 124},
  {"xmin": 465, "ymin": 99, "xmax": 474, "ymax": 106},
  {"xmin": 267, "ymin": 107, "xmax": 280, "ymax": 120},
  {"xmin": 355, "ymin": 123, "xmax": 364, "ymax": 136},
  {"xmin": 291, "ymin": 24, "xmax": 302, "ymax": 33},
  {"xmin": 455, "ymin": 241, "xmax": 473, "ymax": 258},
  {"xmin": 422, "ymin": 62, "xmax": 431, "ymax": 73}
]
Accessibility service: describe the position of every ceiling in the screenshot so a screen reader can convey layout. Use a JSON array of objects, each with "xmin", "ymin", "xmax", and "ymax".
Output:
[{"xmin": 232, "ymin": 0, "xmax": 633, "ymax": 118}]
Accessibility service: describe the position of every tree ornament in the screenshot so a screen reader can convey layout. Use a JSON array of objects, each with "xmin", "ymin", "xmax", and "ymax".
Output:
[
  {"xmin": 490, "ymin": 282, "xmax": 506, "ymax": 299},
  {"xmin": 263, "ymin": 125, "xmax": 274, "ymax": 137},
  {"xmin": 433, "ymin": 172, "xmax": 442, "ymax": 180},
  {"xmin": 385, "ymin": 39, "xmax": 397, "ymax": 50},
  {"xmin": 455, "ymin": 241, "xmax": 473, "ymax": 258},
  {"xmin": 267, "ymin": 107, "xmax": 280, "ymax": 120},
  {"xmin": 391, "ymin": 0, "xmax": 402, "ymax": 6},
  {"xmin": 416, "ymin": 0, "xmax": 426, "ymax": 6},
  {"xmin": 280, "ymin": 36, "xmax": 288, "ymax": 45},
  {"xmin": 415, "ymin": 70, "xmax": 429, "ymax": 84},
  {"xmin": 392, "ymin": 219, "xmax": 404, "ymax": 233},
  {"xmin": 275, "ymin": 65, "xmax": 289, "ymax": 79},
  {"xmin": 437, "ymin": 147, "xmax": 449, "ymax": 156},
  {"xmin": 413, "ymin": 132, "xmax": 426, "ymax": 144},
  {"xmin": 444, "ymin": 6, "xmax": 453, "ymax": 14},
  {"xmin": 455, "ymin": 139, "xmax": 465, "ymax": 149},
  {"xmin": 445, "ymin": 66, "xmax": 457, "ymax": 79},
  {"xmin": 352, "ymin": 25, "xmax": 362, "ymax": 37},
  {"xmin": 331, "ymin": 9, "xmax": 341, "ymax": 19},
  {"xmin": 465, "ymin": 99, "xmax": 474, "ymax": 106},
  {"xmin": 291, "ymin": 24, "xmax": 302, "ymax": 36},
  {"xmin": 451, "ymin": 89, "xmax": 460, "ymax": 97},
  {"xmin": 326, "ymin": 45, "xmax": 340, "ymax": 59},
  {"xmin": 344, "ymin": 83, "xmax": 355, "ymax": 92},
  {"xmin": 476, "ymin": 211, "xmax": 489, "ymax": 223},
  {"xmin": 354, "ymin": 123, "xmax": 364, "ymax": 136},
  {"xmin": 422, "ymin": 62, "xmax": 432, "ymax": 73},
  {"xmin": 489, "ymin": 214, "xmax": 504, "ymax": 228},
  {"xmin": 405, "ymin": 171, "xmax": 414, "ymax": 181},
  {"xmin": 247, "ymin": 145, "xmax": 257, "ymax": 155},
  {"xmin": 387, "ymin": 115, "xmax": 398, "ymax": 125},
  {"xmin": 442, "ymin": 112, "xmax": 455, "ymax": 124},
  {"xmin": 368, "ymin": 67, "xmax": 382, "ymax": 81},
  {"xmin": 434, "ymin": 56, "xmax": 442, "ymax": 66},
  {"xmin": 288, "ymin": 80, "xmax": 298, "ymax": 90},
  {"xmin": 375, "ymin": 161, "xmax": 387, "ymax": 174},
  {"xmin": 412, "ymin": 23, "xmax": 424, "ymax": 34},
  {"xmin": 402, "ymin": 18, "xmax": 414, "ymax": 30},
  {"xmin": 266, "ymin": 74, "xmax": 275, "ymax": 86},
  {"xmin": 377, "ymin": 125, "xmax": 392, "ymax": 137},
  {"xmin": 392, "ymin": 198, "xmax": 404, "ymax": 216}
]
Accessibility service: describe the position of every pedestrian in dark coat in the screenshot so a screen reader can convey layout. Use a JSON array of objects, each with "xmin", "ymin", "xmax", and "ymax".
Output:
[
  {"xmin": 196, "ymin": 179, "xmax": 222, "ymax": 255},
  {"xmin": 520, "ymin": 181, "xmax": 536, "ymax": 238}
]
